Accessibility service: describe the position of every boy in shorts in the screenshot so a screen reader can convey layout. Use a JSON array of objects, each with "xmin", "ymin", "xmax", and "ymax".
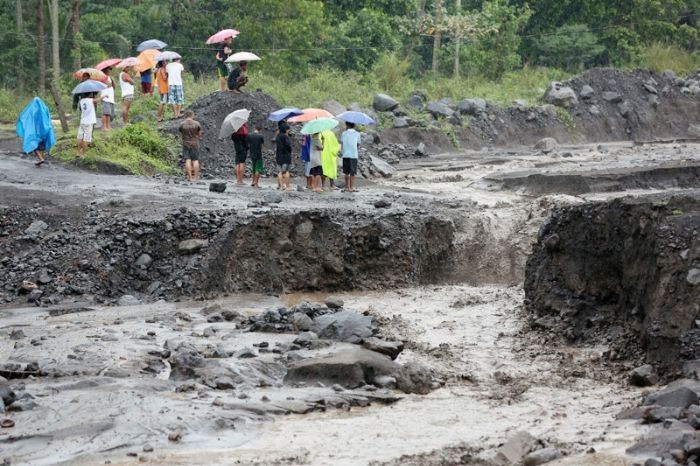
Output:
[
  {"xmin": 340, "ymin": 122, "xmax": 361, "ymax": 192},
  {"xmin": 178, "ymin": 111, "xmax": 203, "ymax": 181},
  {"xmin": 77, "ymin": 92, "xmax": 98, "ymax": 158},
  {"xmin": 248, "ymin": 125, "xmax": 265, "ymax": 187},
  {"xmin": 276, "ymin": 126, "xmax": 293, "ymax": 191}
]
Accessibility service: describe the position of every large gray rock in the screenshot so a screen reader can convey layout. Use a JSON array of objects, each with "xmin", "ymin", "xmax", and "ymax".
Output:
[
  {"xmin": 494, "ymin": 431, "xmax": 538, "ymax": 465},
  {"xmin": 117, "ymin": 295, "xmax": 141, "ymax": 306},
  {"xmin": 322, "ymin": 99, "xmax": 346, "ymax": 116},
  {"xmin": 644, "ymin": 383, "xmax": 699, "ymax": 408},
  {"xmin": 523, "ymin": 448, "xmax": 563, "ymax": 466},
  {"xmin": 284, "ymin": 348, "xmax": 431, "ymax": 393},
  {"xmin": 310, "ymin": 310, "xmax": 375, "ymax": 343},
  {"xmin": 406, "ymin": 94, "xmax": 425, "ymax": 111},
  {"xmin": 457, "ymin": 98, "xmax": 487, "ymax": 115},
  {"xmin": 24, "ymin": 220, "xmax": 49, "ymax": 236},
  {"xmin": 392, "ymin": 116, "xmax": 409, "ymax": 128},
  {"xmin": 178, "ymin": 239, "xmax": 208, "ymax": 254},
  {"xmin": 534, "ymin": 137, "xmax": 558, "ymax": 153},
  {"xmin": 369, "ymin": 155, "xmax": 397, "ymax": 178},
  {"xmin": 579, "ymin": 85, "xmax": 595, "ymax": 99},
  {"xmin": 373, "ymin": 94, "xmax": 399, "ymax": 112},
  {"xmin": 630, "ymin": 364, "xmax": 658, "ymax": 387},
  {"xmin": 602, "ymin": 91, "xmax": 623, "ymax": 103},
  {"xmin": 291, "ymin": 312, "xmax": 313, "ymax": 331},
  {"xmin": 362, "ymin": 337, "xmax": 404, "ymax": 360},
  {"xmin": 688, "ymin": 268, "xmax": 700, "ymax": 285},
  {"xmin": 135, "ymin": 253, "xmax": 153, "ymax": 268},
  {"xmin": 426, "ymin": 101, "xmax": 455, "ymax": 118},
  {"xmin": 544, "ymin": 82, "xmax": 578, "ymax": 108}
]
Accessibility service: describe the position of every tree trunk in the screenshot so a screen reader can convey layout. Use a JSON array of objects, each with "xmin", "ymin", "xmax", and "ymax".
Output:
[
  {"xmin": 410, "ymin": 0, "xmax": 426, "ymax": 56},
  {"xmin": 432, "ymin": 0, "xmax": 443, "ymax": 74},
  {"xmin": 70, "ymin": 0, "xmax": 80, "ymax": 69},
  {"xmin": 48, "ymin": 81, "xmax": 69, "ymax": 134},
  {"xmin": 49, "ymin": 0, "xmax": 60, "ymax": 85},
  {"xmin": 37, "ymin": 0, "xmax": 46, "ymax": 94},
  {"xmin": 454, "ymin": 0, "xmax": 461, "ymax": 77},
  {"xmin": 16, "ymin": 0, "xmax": 23, "ymax": 31}
]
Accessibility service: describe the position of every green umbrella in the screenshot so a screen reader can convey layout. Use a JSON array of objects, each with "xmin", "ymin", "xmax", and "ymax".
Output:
[{"xmin": 300, "ymin": 117, "xmax": 338, "ymax": 135}]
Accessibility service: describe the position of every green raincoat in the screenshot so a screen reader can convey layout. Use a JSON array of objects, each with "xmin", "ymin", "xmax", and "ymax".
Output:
[{"xmin": 321, "ymin": 130, "xmax": 340, "ymax": 180}]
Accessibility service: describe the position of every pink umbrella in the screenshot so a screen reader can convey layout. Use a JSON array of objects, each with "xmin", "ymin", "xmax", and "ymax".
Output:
[
  {"xmin": 94, "ymin": 58, "xmax": 122, "ymax": 70},
  {"xmin": 288, "ymin": 108, "xmax": 334, "ymax": 123},
  {"xmin": 117, "ymin": 57, "xmax": 139, "ymax": 68},
  {"xmin": 206, "ymin": 29, "xmax": 240, "ymax": 45}
]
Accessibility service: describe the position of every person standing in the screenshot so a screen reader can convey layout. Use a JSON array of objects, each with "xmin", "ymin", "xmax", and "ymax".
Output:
[
  {"xmin": 216, "ymin": 37, "xmax": 233, "ymax": 92},
  {"xmin": 248, "ymin": 125, "xmax": 265, "ymax": 187},
  {"xmin": 276, "ymin": 126, "xmax": 293, "ymax": 191},
  {"xmin": 77, "ymin": 92, "xmax": 98, "ymax": 158},
  {"xmin": 340, "ymin": 122, "xmax": 361, "ymax": 192},
  {"xmin": 309, "ymin": 133, "xmax": 323, "ymax": 193},
  {"xmin": 155, "ymin": 61, "xmax": 168, "ymax": 121},
  {"xmin": 178, "ymin": 110, "xmax": 203, "ymax": 182},
  {"xmin": 320, "ymin": 129, "xmax": 339, "ymax": 190},
  {"xmin": 100, "ymin": 78, "xmax": 115, "ymax": 131},
  {"xmin": 140, "ymin": 67, "xmax": 153, "ymax": 95},
  {"xmin": 73, "ymin": 72, "xmax": 91, "ymax": 110},
  {"xmin": 227, "ymin": 61, "xmax": 249, "ymax": 93},
  {"xmin": 300, "ymin": 134, "xmax": 312, "ymax": 189},
  {"xmin": 119, "ymin": 66, "xmax": 135, "ymax": 124},
  {"xmin": 166, "ymin": 58, "xmax": 185, "ymax": 118},
  {"xmin": 231, "ymin": 122, "xmax": 249, "ymax": 184}
]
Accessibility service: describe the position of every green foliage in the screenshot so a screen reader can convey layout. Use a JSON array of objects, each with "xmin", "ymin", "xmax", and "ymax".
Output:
[
  {"xmin": 532, "ymin": 24, "xmax": 605, "ymax": 71},
  {"xmin": 53, "ymin": 123, "xmax": 177, "ymax": 175},
  {"xmin": 370, "ymin": 52, "xmax": 413, "ymax": 94},
  {"xmin": 634, "ymin": 43, "xmax": 700, "ymax": 75}
]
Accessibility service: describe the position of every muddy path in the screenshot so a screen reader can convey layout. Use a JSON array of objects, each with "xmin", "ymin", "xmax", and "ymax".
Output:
[{"xmin": 2, "ymin": 140, "xmax": 700, "ymax": 465}]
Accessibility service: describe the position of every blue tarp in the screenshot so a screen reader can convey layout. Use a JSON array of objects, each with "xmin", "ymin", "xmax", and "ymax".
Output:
[{"xmin": 16, "ymin": 97, "xmax": 56, "ymax": 154}]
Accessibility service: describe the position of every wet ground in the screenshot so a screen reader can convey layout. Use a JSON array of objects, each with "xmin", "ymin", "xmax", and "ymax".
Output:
[{"xmin": 2, "ymin": 137, "xmax": 700, "ymax": 465}]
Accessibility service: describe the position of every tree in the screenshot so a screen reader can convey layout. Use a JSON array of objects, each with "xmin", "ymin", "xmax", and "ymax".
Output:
[
  {"xmin": 454, "ymin": 0, "xmax": 461, "ymax": 77},
  {"xmin": 37, "ymin": 0, "xmax": 45, "ymax": 93},
  {"xmin": 70, "ymin": 0, "xmax": 80, "ymax": 68},
  {"xmin": 532, "ymin": 24, "xmax": 605, "ymax": 70},
  {"xmin": 432, "ymin": 0, "xmax": 444, "ymax": 73},
  {"xmin": 49, "ymin": 0, "xmax": 59, "ymax": 85}
]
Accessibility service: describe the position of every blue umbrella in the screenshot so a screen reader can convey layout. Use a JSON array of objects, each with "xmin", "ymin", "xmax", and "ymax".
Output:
[
  {"xmin": 268, "ymin": 107, "xmax": 303, "ymax": 122},
  {"xmin": 71, "ymin": 79, "xmax": 107, "ymax": 94},
  {"xmin": 137, "ymin": 39, "xmax": 167, "ymax": 52},
  {"xmin": 337, "ymin": 111, "xmax": 376, "ymax": 126}
]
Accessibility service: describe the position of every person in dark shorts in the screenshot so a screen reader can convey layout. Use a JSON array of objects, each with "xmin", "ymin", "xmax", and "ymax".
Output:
[
  {"xmin": 248, "ymin": 125, "xmax": 265, "ymax": 187},
  {"xmin": 216, "ymin": 37, "xmax": 233, "ymax": 91},
  {"xmin": 178, "ymin": 110, "xmax": 203, "ymax": 182},
  {"xmin": 309, "ymin": 133, "xmax": 324, "ymax": 193},
  {"xmin": 340, "ymin": 122, "xmax": 361, "ymax": 192},
  {"xmin": 227, "ymin": 61, "xmax": 249, "ymax": 93},
  {"xmin": 231, "ymin": 122, "xmax": 249, "ymax": 184},
  {"xmin": 275, "ymin": 126, "xmax": 293, "ymax": 191}
]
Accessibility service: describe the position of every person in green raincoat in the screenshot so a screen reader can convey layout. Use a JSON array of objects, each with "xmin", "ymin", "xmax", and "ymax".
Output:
[{"xmin": 320, "ymin": 129, "xmax": 340, "ymax": 191}]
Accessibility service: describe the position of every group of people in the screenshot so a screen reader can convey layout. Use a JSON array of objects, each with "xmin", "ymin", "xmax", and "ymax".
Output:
[
  {"xmin": 215, "ymin": 37, "xmax": 249, "ymax": 93},
  {"xmin": 178, "ymin": 113, "xmax": 361, "ymax": 192}
]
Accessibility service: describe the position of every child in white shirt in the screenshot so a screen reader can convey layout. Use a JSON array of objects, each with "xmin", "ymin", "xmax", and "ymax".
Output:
[{"xmin": 78, "ymin": 92, "xmax": 98, "ymax": 157}]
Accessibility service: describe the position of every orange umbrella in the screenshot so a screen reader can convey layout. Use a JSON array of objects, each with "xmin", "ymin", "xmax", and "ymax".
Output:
[
  {"xmin": 134, "ymin": 49, "xmax": 159, "ymax": 73},
  {"xmin": 73, "ymin": 68, "xmax": 109, "ymax": 83},
  {"xmin": 287, "ymin": 108, "xmax": 334, "ymax": 123}
]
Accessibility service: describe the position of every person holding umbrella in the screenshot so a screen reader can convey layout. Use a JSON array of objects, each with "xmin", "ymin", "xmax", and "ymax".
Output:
[
  {"xmin": 216, "ymin": 37, "xmax": 233, "ymax": 92},
  {"xmin": 119, "ymin": 66, "xmax": 135, "ymax": 124},
  {"xmin": 155, "ymin": 61, "xmax": 168, "ymax": 121},
  {"xmin": 100, "ymin": 72, "xmax": 115, "ymax": 131},
  {"xmin": 227, "ymin": 61, "xmax": 249, "ymax": 94}
]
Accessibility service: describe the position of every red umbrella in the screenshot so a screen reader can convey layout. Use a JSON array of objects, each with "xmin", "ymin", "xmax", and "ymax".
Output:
[
  {"xmin": 94, "ymin": 58, "xmax": 122, "ymax": 71},
  {"xmin": 206, "ymin": 29, "xmax": 240, "ymax": 45}
]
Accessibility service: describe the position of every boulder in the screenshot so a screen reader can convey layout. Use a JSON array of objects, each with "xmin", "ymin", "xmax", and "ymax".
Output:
[
  {"xmin": 324, "ymin": 296, "xmax": 344, "ymax": 309},
  {"xmin": 494, "ymin": 431, "xmax": 538, "ymax": 465},
  {"xmin": 209, "ymin": 182, "xmax": 227, "ymax": 193},
  {"xmin": 369, "ymin": 155, "xmax": 397, "ymax": 178},
  {"xmin": 321, "ymin": 99, "xmax": 346, "ymax": 116},
  {"xmin": 291, "ymin": 313, "xmax": 313, "ymax": 331},
  {"xmin": 426, "ymin": 101, "xmax": 454, "ymax": 118},
  {"xmin": 644, "ymin": 383, "xmax": 699, "ymax": 408},
  {"xmin": 602, "ymin": 91, "xmax": 623, "ymax": 103},
  {"xmin": 406, "ymin": 94, "xmax": 425, "ymax": 111},
  {"xmin": 284, "ymin": 348, "xmax": 431, "ymax": 393},
  {"xmin": 618, "ymin": 101, "xmax": 632, "ymax": 118},
  {"xmin": 643, "ymin": 83, "xmax": 659, "ymax": 95},
  {"xmin": 630, "ymin": 364, "xmax": 658, "ymax": 387},
  {"xmin": 580, "ymin": 85, "xmax": 595, "ymax": 99},
  {"xmin": 362, "ymin": 337, "xmax": 404, "ymax": 360},
  {"xmin": 135, "ymin": 253, "xmax": 153, "ymax": 268},
  {"xmin": 457, "ymin": 98, "xmax": 487, "ymax": 115},
  {"xmin": 24, "ymin": 220, "xmax": 49, "ymax": 236},
  {"xmin": 374, "ymin": 199, "xmax": 392, "ymax": 209},
  {"xmin": 294, "ymin": 331, "xmax": 318, "ymax": 345},
  {"xmin": 392, "ymin": 116, "xmax": 409, "ymax": 128},
  {"xmin": 373, "ymin": 93, "xmax": 399, "ymax": 112},
  {"xmin": 262, "ymin": 192, "xmax": 283, "ymax": 204},
  {"xmin": 544, "ymin": 82, "xmax": 578, "ymax": 108},
  {"xmin": 117, "ymin": 295, "xmax": 141, "ymax": 306},
  {"xmin": 415, "ymin": 143, "xmax": 427, "ymax": 157},
  {"xmin": 178, "ymin": 239, "xmax": 208, "ymax": 254},
  {"xmin": 310, "ymin": 310, "xmax": 375, "ymax": 343},
  {"xmin": 523, "ymin": 448, "xmax": 563, "ymax": 466},
  {"xmin": 534, "ymin": 137, "xmax": 558, "ymax": 153},
  {"xmin": 644, "ymin": 407, "xmax": 683, "ymax": 423}
]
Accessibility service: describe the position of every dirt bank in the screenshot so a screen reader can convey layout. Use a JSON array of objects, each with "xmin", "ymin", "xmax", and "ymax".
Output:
[{"xmin": 524, "ymin": 192, "xmax": 700, "ymax": 375}]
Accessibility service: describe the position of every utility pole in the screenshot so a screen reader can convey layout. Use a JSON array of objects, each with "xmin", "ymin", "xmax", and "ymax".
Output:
[
  {"xmin": 71, "ymin": 0, "xmax": 81, "ymax": 69},
  {"xmin": 454, "ymin": 0, "xmax": 461, "ymax": 77}
]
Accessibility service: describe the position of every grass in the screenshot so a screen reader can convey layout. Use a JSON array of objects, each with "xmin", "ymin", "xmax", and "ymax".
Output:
[
  {"xmin": 633, "ymin": 43, "xmax": 700, "ymax": 76},
  {"xmin": 53, "ymin": 122, "xmax": 178, "ymax": 175}
]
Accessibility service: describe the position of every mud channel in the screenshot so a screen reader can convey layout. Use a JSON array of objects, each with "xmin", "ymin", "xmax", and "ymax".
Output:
[{"xmin": 1, "ymin": 126, "xmax": 700, "ymax": 465}]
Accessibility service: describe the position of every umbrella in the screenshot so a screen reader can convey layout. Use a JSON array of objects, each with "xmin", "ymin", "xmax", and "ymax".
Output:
[
  {"xmin": 94, "ymin": 58, "xmax": 122, "ymax": 71},
  {"xmin": 137, "ymin": 39, "xmax": 167, "ymax": 52},
  {"xmin": 72, "ymin": 79, "xmax": 107, "ymax": 95},
  {"xmin": 117, "ymin": 57, "xmax": 139, "ymax": 68},
  {"xmin": 206, "ymin": 29, "xmax": 240, "ymax": 45},
  {"xmin": 287, "ymin": 108, "xmax": 333, "ymax": 123},
  {"xmin": 300, "ymin": 118, "xmax": 338, "ymax": 135},
  {"xmin": 219, "ymin": 109, "xmax": 251, "ymax": 139},
  {"xmin": 337, "ymin": 111, "xmax": 376, "ymax": 126},
  {"xmin": 135, "ymin": 49, "xmax": 159, "ymax": 72},
  {"xmin": 225, "ymin": 52, "xmax": 261, "ymax": 63},
  {"xmin": 155, "ymin": 51, "xmax": 182, "ymax": 62},
  {"xmin": 73, "ymin": 68, "xmax": 109, "ymax": 83},
  {"xmin": 268, "ymin": 107, "xmax": 303, "ymax": 122}
]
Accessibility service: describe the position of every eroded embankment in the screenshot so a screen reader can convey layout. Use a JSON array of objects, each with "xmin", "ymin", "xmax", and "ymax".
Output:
[{"xmin": 524, "ymin": 192, "xmax": 700, "ymax": 374}]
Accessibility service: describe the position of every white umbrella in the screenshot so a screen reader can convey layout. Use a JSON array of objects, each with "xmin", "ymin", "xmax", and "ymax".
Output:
[
  {"xmin": 225, "ymin": 52, "xmax": 261, "ymax": 63},
  {"xmin": 155, "ymin": 51, "xmax": 181, "ymax": 62},
  {"xmin": 219, "ymin": 109, "xmax": 251, "ymax": 139},
  {"xmin": 117, "ymin": 57, "xmax": 139, "ymax": 68}
]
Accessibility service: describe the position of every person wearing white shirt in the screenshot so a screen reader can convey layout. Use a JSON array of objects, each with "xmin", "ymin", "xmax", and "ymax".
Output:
[
  {"xmin": 100, "ymin": 77, "xmax": 115, "ymax": 131},
  {"xmin": 166, "ymin": 58, "xmax": 185, "ymax": 118},
  {"xmin": 78, "ymin": 92, "xmax": 98, "ymax": 158},
  {"xmin": 119, "ymin": 66, "xmax": 135, "ymax": 124}
]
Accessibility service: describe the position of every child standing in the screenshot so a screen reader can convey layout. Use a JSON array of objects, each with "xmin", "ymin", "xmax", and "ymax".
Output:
[
  {"xmin": 248, "ymin": 125, "xmax": 265, "ymax": 187},
  {"xmin": 100, "ymin": 79, "xmax": 115, "ymax": 131},
  {"xmin": 77, "ymin": 93, "xmax": 98, "ymax": 158}
]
